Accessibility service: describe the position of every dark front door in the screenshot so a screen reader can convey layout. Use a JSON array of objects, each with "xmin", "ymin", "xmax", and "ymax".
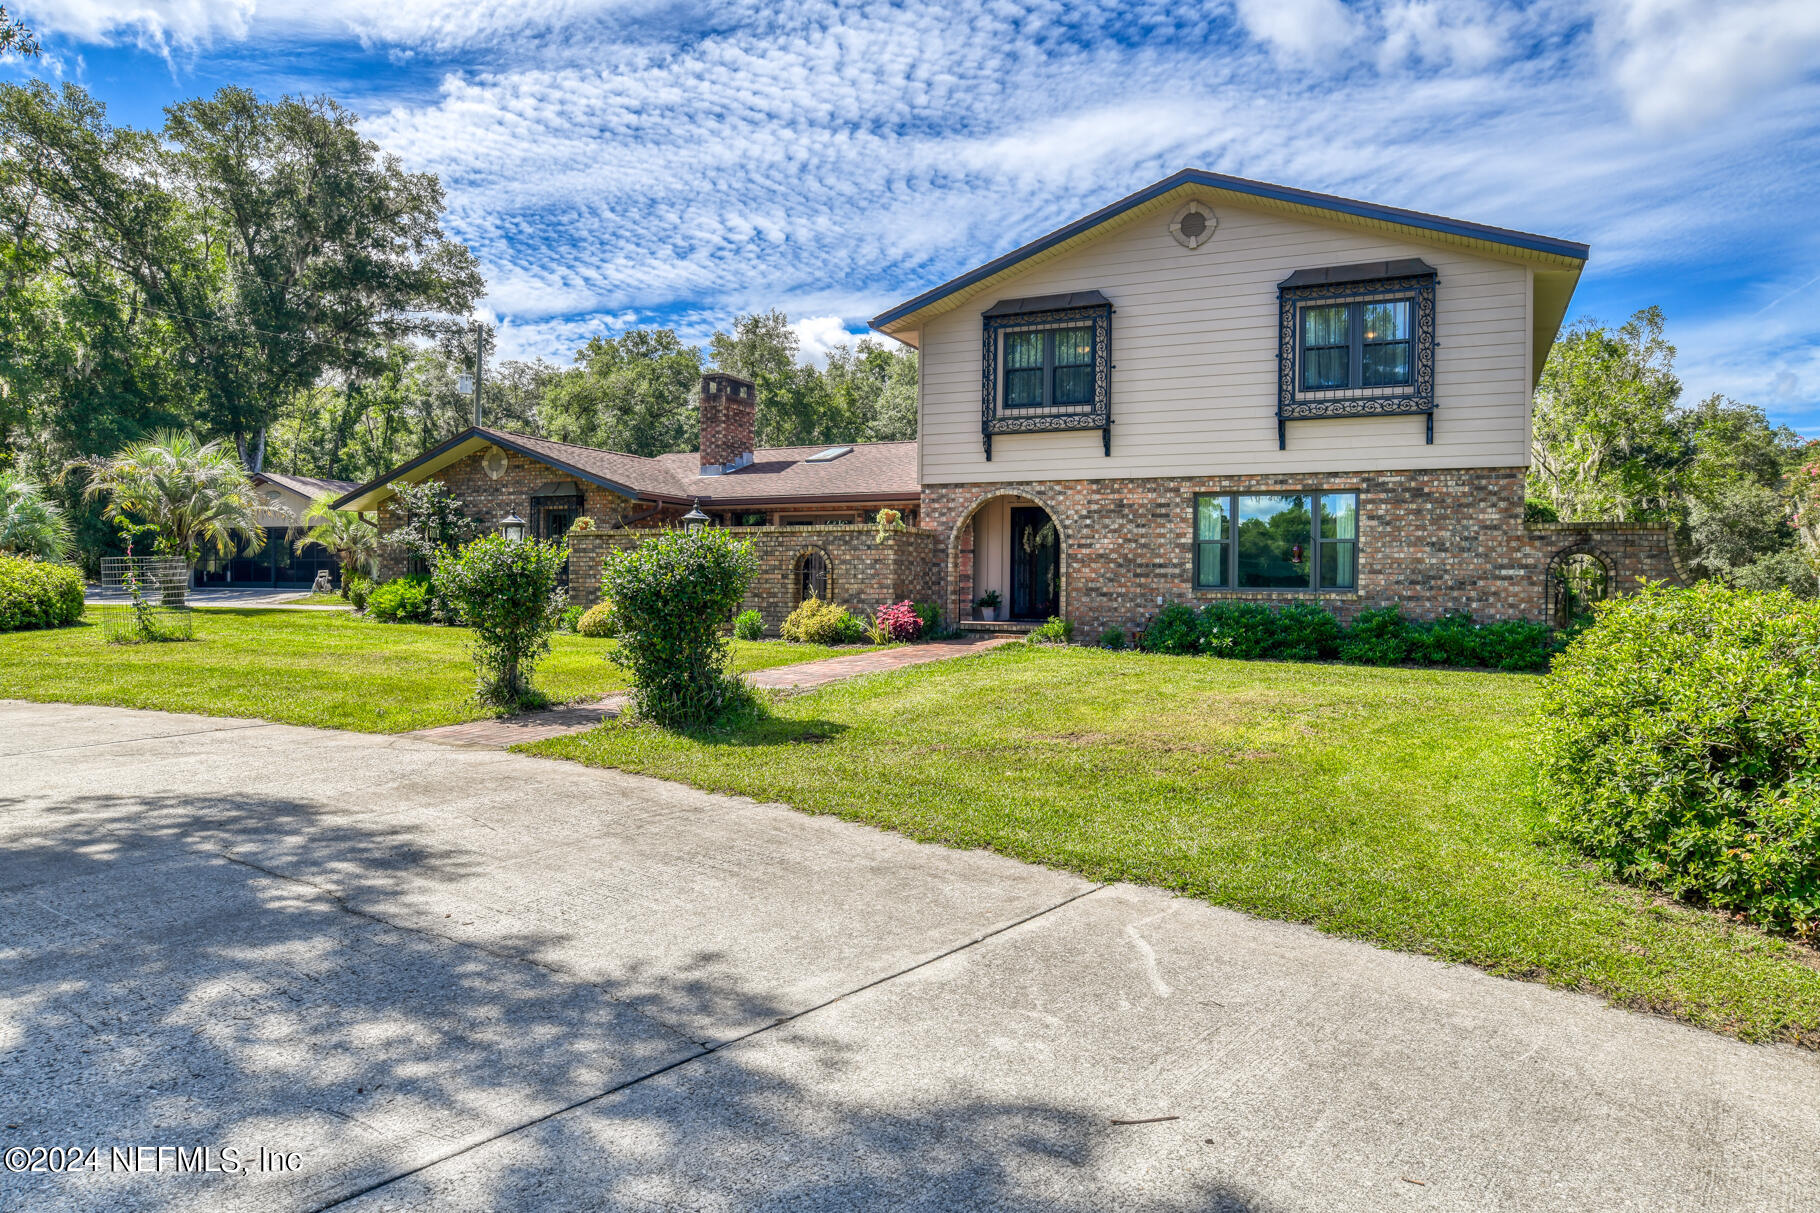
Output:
[{"xmin": 1010, "ymin": 506, "xmax": 1058, "ymax": 620}]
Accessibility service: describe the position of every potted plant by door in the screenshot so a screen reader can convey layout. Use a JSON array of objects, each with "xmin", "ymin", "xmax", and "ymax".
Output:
[{"xmin": 977, "ymin": 590, "xmax": 1002, "ymax": 622}]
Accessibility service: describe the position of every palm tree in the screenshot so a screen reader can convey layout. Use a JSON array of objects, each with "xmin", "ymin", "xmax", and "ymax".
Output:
[
  {"xmin": 0, "ymin": 469, "xmax": 75, "ymax": 561},
  {"xmin": 293, "ymin": 493, "xmax": 379, "ymax": 595},
  {"xmin": 71, "ymin": 430, "xmax": 273, "ymax": 563}
]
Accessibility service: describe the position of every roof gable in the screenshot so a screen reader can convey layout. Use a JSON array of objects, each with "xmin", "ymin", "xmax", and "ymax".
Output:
[{"xmin": 869, "ymin": 169, "xmax": 1587, "ymax": 342}]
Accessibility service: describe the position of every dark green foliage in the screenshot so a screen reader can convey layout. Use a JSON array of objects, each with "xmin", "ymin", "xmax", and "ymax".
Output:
[
  {"xmin": 558, "ymin": 604, "xmax": 587, "ymax": 633},
  {"xmin": 1336, "ymin": 605, "xmax": 1419, "ymax": 666},
  {"xmin": 1539, "ymin": 584, "xmax": 1820, "ymax": 941},
  {"xmin": 367, "ymin": 575, "xmax": 432, "ymax": 624},
  {"xmin": 1269, "ymin": 601, "xmax": 1343, "ymax": 660},
  {"xmin": 1027, "ymin": 615, "xmax": 1073, "ymax": 645},
  {"xmin": 1471, "ymin": 619, "xmax": 1559, "ymax": 673},
  {"xmin": 0, "ymin": 555, "xmax": 83, "ymax": 630},
  {"xmin": 437, "ymin": 534, "xmax": 569, "ymax": 707},
  {"xmin": 1141, "ymin": 599, "xmax": 1558, "ymax": 671},
  {"xmin": 912, "ymin": 601, "xmax": 941, "ymax": 636},
  {"xmin": 1420, "ymin": 610, "xmax": 1484, "ymax": 666},
  {"xmin": 1140, "ymin": 603, "xmax": 1203, "ymax": 655},
  {"xmin": 602, "ymin": 529, "xmax": 757, "ymax": 728},
  {"xmin": 1201, "ymin": 600, "xmax": 1275, "ymax": 658},
  {"xmin": 1097, "ymin": 626, "xmax": 1127, "ymax": 650},
  {"xmin": 345, "ymin": 572, "xmax": 372, "ymax": 612},
  {"xmin": 733, "ymin": 608, "xmax": 765, "ymax": 640},
  {"xmin": 834, "ymin": 611, "xmax": 870, "ymax": 645}
]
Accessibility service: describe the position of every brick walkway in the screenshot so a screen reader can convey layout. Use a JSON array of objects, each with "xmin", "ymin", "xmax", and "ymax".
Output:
[{"xmin": 408, "ymin": 633, "xmax": 1016, "ymax": 749}]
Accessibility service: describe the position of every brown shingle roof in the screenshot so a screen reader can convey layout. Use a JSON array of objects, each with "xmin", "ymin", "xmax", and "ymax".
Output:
[
  {"xmin": 333, "ymin": 426, "xmax": 918, "ymax": 512},
  {"xmin": 254, "ymin": 472, "xmax": 360, "ymax": 499},
  {"xmin": 651, "ymin": 441, "xmax": 918, "ymax": 505}
]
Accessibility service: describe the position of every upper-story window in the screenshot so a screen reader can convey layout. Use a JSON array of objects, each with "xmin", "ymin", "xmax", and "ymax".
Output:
[
  {"xmin": 980, "ymin": 291, "xmax": 1114, "ymax": 460},
  {"xmin": 1005, "ymin": 327, "xmax": 1095, "ymax": 409},
  {"xmin": 1277, "ymin": 259, "xmax": 1435, "ymax": 449},
  {"xmin": 1299, "ymin": 299, "xmax": 1413, "ymax": 390}
]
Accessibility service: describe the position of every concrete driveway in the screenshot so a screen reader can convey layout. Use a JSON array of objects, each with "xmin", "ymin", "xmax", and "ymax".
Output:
[{"xmin": 3, "ymin": 700, "xmax": 1818, "ymax": 1212}]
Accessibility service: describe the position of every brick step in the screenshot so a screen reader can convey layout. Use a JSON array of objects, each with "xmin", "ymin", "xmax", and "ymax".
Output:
[{"xmin": 956, "ymin": 620, "xmax": 1038, "ymax": 633}]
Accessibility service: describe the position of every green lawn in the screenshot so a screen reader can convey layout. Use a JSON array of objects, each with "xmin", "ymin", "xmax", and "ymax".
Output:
[
  {"xmin": 0, "ymin": 609, "xmax": 864, "ymax": 733},
  {"xmin": 530, "ymin": 643, "xmax": 1820, "ymax": 1047}
]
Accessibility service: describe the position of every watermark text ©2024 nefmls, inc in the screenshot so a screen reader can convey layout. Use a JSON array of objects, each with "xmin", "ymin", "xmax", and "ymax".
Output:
[{"xmin": 5, "ymin": 1144, "xmax": 303, "ymax": 1175}]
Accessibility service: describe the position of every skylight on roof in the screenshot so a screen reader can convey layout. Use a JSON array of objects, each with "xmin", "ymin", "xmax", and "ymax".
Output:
[{"xmin": 804, "ymin": 446, "xmax": 852, "ymax": 462}]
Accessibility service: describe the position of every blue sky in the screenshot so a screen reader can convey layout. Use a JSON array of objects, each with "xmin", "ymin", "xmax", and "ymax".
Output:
[{"xmin": 8, "ymin": 0, "xmax": 1820, "ymax": 433}]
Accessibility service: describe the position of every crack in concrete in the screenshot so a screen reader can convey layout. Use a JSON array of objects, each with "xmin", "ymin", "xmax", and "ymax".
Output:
[
  {"xmin": 0, "ymin": 719, "xmax": 277, "ymax": 758},
  {"xmin": 304, "ymin": 881, "xmax": 1109, "ymax": 1213}
]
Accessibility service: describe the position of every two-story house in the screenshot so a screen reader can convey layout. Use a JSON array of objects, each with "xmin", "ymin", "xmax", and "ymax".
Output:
[{"xmin": 870, "ymin": 169, "xmax": 1681, "ymax": 635}]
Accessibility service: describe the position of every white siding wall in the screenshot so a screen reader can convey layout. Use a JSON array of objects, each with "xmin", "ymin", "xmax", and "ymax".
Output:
[{"xmin": 915, "ymin": 200, "xmax": 1534, "ymax": 484}]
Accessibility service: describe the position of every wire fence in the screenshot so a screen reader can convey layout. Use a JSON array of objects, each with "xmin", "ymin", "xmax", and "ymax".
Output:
[{"xmin": 94, "ymin": 557, "xmax": 196, "ymax": 643}]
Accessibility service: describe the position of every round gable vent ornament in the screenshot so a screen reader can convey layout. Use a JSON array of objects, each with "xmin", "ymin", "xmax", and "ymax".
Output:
[
  {"xmin": 482, "ymin": 446, "xmax": 508, "ymax": 480},
  {"xmin": 1170, "ymin": 201, "xmax": 1218, "ymax": 249}
]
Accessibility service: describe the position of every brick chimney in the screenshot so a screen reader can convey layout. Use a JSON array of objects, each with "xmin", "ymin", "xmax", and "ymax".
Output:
[{"xmin": 698, "ymin": 372, "xmax": 757, "ymax": 475}]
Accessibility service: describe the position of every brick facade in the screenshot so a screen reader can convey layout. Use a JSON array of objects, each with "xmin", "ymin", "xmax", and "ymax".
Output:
[
  {"xmin": 372, "ymin": 445, "xmax": 683, "ymax": 581},
  {"xmin": 922, "ymin": 467, "xmax": 1682, "ymax": 637},
  {"xmin": 568, "ymin": 525, "xmax": 943, "ymax": 632}
]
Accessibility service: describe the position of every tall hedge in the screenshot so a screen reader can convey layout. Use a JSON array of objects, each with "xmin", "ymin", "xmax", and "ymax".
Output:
[
  {"xmin": 1537, "ymin": 584, "xmax": 1820, "ymax": 941},
  {"xmin": 602, "ymin": 529, "xmax": 756, "ymax": 727},
  {"xmin": 0, "ymin": 555, "xmax": 85, "ymax": 631}
]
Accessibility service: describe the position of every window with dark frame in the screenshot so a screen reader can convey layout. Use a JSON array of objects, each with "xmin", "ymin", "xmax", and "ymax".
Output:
[
  {"xmin": 1194, "ymin": 491, "xmax": 1359, "ymax": 591},
  {"xmin": 1003, "ymin": 325, "xmax": 1096, "ymax": 411},
  {"xmin": 1299, "ymin": 299, "xmax": 1413, "ymax": 391}
]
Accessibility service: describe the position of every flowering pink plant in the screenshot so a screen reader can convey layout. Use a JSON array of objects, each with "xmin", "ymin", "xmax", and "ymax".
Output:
[{"xmin": 875, "ymin": 599, "xmax": 922, "ymax": 642}]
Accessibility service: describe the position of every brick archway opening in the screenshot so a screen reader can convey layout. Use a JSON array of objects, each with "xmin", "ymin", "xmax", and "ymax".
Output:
[
  {"xmin": 1545, "ymin": 543, "xmax": 1614, "ymax": 627},
  {"xmin": 944, "ymin": 489, "xmax": 1070, "ymax": 626}
]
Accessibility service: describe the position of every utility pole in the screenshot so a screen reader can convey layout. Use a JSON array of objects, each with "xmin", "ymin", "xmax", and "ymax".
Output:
[{"xmin": 472, "ymin": 321, "xmax": 486, "ymax": 427}]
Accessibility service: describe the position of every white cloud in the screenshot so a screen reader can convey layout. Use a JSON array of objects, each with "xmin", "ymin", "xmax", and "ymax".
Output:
[
  {"xmin": 16, "ymin": 0, "xmax": 1820, "ymax": 427},
  {"xmin": 789, "ymin": 315, "xmax": 865, "ymax": 367},
  {"xmin": 1596, "ymin": 0, "xmax": 1820, "ymax": 133},
  {"xmin": 1230, "ymin": 0, "xmax": 1359, "ymax": 60}
]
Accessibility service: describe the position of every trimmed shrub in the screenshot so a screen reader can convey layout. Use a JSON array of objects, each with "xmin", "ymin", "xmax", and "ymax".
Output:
[
  {"xmin": 1270, "ymin": 601, "xmax": 1342, "ymax": 661},
  {"xmin": 1337, "ymin": 604, "xmax": 1419, "ymax": 666},
  {"xmin": 733, "ymin": 608, "xmax": 765, "ymax": 640},
  {"xmin": 603, "ymin": 528, "xmax": 757, "ymax": 728},
  {"xmin": 345, "ymin": 572, "xmax": 373, "ymax": 611},
  {"xmin": 1097, "ymin": 626, "xmax": 1128, "ymax": 650},
  {"xmin": 782, "ymin": 596, "xmax": 864, "ymax": 645},
  {"xmin": 1418, "ymin": 610, "xmax": 1482, "ymax": 667},
  {"xmin": 0, "ymin": 555, "xmax": 84, "ymax": 631},
  {"xmin": 1141, "ymin": 603, "xmax": 1204, "ymax": 655},
  {"xmin": 875, "ymin": 600, "xmax": 922, "ymax": 642},
  {"xmin": 912, "ymin": 601, "xmax": 941, "ymax": 637},
  {"xmin": 557, "ymin": 604, "xmax": 587, "ymax": 633},
  {"xmin": 1201, "ymin": 600, "xmax": 1277, "ymax": 659},
  {"xmin": 576, "ymin": 601, "xmax": 619, "ymax": 638},
  {"xmin": 1473, "ymin": 618, "xmax": 1557, "ymax": 673},
  {"xmin": 366, "ymin": 575, "xmax": 433, "ymax": 624},
  {"xmin": 1027, "ymin": 615, "xmax": 1073, "ymax": 645},
  {"xmin": 1538, "ymin": 584, "xmax": 1820, "ymax": 941},
  {"xmin": 437, "ymin": 535, "xmax": 569, "ymax": 707}
]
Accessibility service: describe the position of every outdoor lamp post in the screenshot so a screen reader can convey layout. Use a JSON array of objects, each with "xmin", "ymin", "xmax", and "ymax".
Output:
[
  {"xmin": 682, "ymin": 500, "xmax": 709, "ymax": 534},
  {"xmin": 498, "ymin": 513, "xmax": 527, "ymax": 542}
]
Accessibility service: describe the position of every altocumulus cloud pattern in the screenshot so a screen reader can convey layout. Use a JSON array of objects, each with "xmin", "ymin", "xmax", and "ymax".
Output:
[{"xmin": 13, "ymin": 0, "xmax": 1820, "ymax": 425}]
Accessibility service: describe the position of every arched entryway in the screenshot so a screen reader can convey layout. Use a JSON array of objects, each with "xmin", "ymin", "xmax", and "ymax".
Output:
[
  {"xmin": 1545, "ymin": 544, "xmax": 1613, "ymax": 627},
  {"xmin": 946, "ymin": 491, "xmax": 1068, "ymax": 624}
]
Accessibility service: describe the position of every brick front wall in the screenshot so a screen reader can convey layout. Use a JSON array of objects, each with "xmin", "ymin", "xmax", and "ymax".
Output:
[
  {"xmin": 372, "ymin": 447, "xmax": 682, "ymax": 581},
  {"xmin": 570, "ymin": 525, "xmax": 942, "ymax": 631},
  {"xmin": 922, "ymin": 468, "xmax": 1682, "ymax": 637}
]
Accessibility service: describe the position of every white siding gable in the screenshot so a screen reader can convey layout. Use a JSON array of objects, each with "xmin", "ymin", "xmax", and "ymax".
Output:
[{"xmin": 914, "ymin": 199, "xmax": 1535, "ymax": 485}]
